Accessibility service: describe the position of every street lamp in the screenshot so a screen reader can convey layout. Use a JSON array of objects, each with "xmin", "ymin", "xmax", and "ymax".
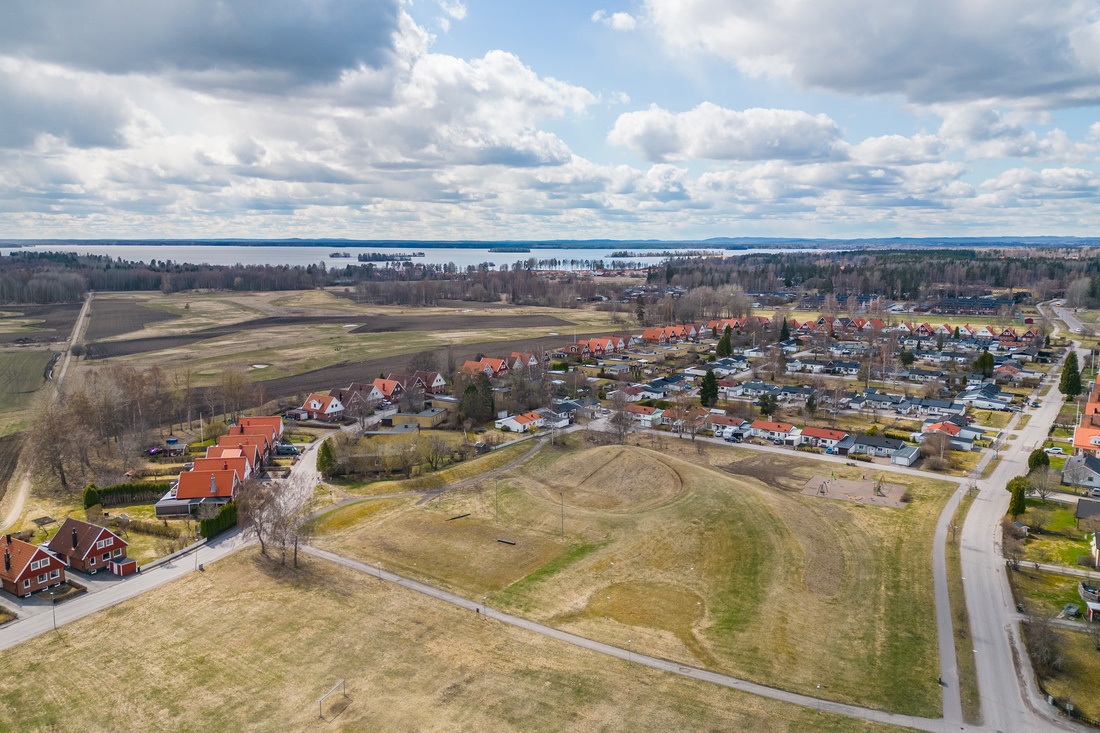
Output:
[{"xmin": 627, "ymin": 639, "xmax": 632, "ymax": 662}]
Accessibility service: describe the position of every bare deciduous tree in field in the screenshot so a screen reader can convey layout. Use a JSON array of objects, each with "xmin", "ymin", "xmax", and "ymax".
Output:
[
  {"xmin": 607, "ymin": 390, "xmax": 634, "ymax": 445},
  {"xmin": 420, "ymin": 434, "xmax": 450, "ymax": 471}
]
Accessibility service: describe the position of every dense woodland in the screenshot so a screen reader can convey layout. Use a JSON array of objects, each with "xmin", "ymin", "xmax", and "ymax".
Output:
[{"xmin": 5, "ymin": 247, "xmax": 1100, "ymax": 310}]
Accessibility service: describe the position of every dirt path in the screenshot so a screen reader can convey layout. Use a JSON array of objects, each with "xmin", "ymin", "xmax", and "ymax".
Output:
[{"xmin": 1, "ymin": 293, "xmax": 92, "ymax": 532}]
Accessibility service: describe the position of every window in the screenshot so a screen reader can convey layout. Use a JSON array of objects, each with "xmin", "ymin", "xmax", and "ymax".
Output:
[
  {"xmin": 89, "ymin": 556, "xmax": 95, "ymax": 565},
  {"xmin": 113, "ymin": 548, "xmax": 123, "ymax": 557},
  {"xmin": 23, "ymin": 579, "xmax": 29, "ymax": 589},
  {"xmin": 96, "ymin": 539, "xmax": 108, "ymax": 550},
  {"xmin": 37, "ymin": 573, "xmax": 47, "ymax": 583},
  {"xmin": 50, "ymin": 569, "xmax": 59, "ymax": 579},
  {"xmin": 29, "ymin": 560, "xmax": 39, "ymax": 571},
  {"xmin": 102, "ymin": 553, "xmax": 110, "ymax": 562}
]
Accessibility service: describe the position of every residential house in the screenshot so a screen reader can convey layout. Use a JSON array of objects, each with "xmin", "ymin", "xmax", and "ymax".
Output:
[
  {"xmin": 1062, "ymin": 455, "xmax": 1100, "ymax": 488},
  {"xmin": 48, "ymin": 518, "xmax": 134, "ymax": 576},
  {"xmin": 192, "ymin": 456, "xmax": 253, "ymax": 480},
  {"xmin": 294, "ymin": 393, "xmax": 345, "ymax": 421},
  {"xmin": 624, "ymin": 404, "xmax": 663, "ymax": 428},
  {"xmin": 494, "ymin": 411, "xmax": 544, "ymax": 433},
  {"xmin": 850, "ymin": 435, "xmax": 906, "ymax": 458},
  {"xmin": 800, "ymin": 427, "xmax": 848, "ymax": 450},
  {"xmin": 236, "ymin": 416, "xmax": 285, "ymax": 441},
  {"xmin": 372, "ymin": 377, "xmax": 405, "ymax": 401},
  {"xmin": 206, "ymin": 444, "xmax": 260, "ymax": 473},
  {"xmin": 708, "ymin": 415, "xmax": 748, "ymax": 438},
  {"xmin": 0, "ymin": 534, "xmax": 66, "ymax": 598},
  {"xmin": 750, "ymin": 420, "xmax": 796, "ymax": 442},
  {"xmin": 155, "ymin": 469, "xmax": 242, "ymax": 518},
  {"xmin": 1076, "ymin": 497, "xmax": 1100, "ymax": 530},
  {"xmin": 330, "ymin": 382, "xmax": 385, "ymax": 414},
  {"xmin": 414, "ymin": 370, "xmax": 448, "ymax": 394},
  {"xmin": 891, "ymin": 445, "xmax": 921, "ymax": 466},
  {"xmin": 922, "ymin": 421, "xmax": 976, "ymax": 451}
]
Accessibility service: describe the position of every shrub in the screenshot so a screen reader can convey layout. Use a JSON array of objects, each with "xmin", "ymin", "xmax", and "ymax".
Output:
[
  {"xmin": 96, "ymin": 482, "xmax": 171, "ymax": 507},
  {"xmin": 199, "ymin": 503, "xmax": 237, "ymax": 539},
  {"xmin": 127, "ymin": 519, "xmax": 184, "ymax": 539},
  {"xmin": 82, "ymin": 484, "xmax": 101, "ymax": 510}
]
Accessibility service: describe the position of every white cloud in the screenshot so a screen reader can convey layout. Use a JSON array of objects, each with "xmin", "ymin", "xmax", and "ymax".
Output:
[
  {"xmin": 643, "ymin": 0, "xmax": 1100, "ymax": 107},
  {"xmin": 608, "ymin": 102, "xmax": 844, "ymax": 162},
  {"xmin": 592, "ymin": 10, "xmax": 637, "ymax": 31}
]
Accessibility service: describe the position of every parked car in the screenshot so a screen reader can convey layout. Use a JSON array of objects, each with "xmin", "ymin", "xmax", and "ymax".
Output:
[
  {"xmin": 773, "ymin": 439, "xmax": 784, "ymax": 445},
  {"xmin": 1030, "ymin": 401, "xmax": 1040, "ymax": 407},
  {"xmin": 725, "ymin": 435, "xmax": 741, "ymax": 443},
  {"xmin": 1044, "ymin": 446, "xmax": 1064, "ymax": 454},
  {"xmin": 275, "ymin": 443, "xmax": 300, "ymax": 456}
]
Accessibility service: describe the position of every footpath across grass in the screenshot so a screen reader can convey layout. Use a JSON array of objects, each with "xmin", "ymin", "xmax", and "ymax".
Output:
[{"xmin": 0, "ymin": 550, "xmax": 912, "ymax": 733}]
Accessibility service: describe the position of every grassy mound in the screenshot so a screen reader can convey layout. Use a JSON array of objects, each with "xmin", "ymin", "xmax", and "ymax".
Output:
[{"xmin": 531, "ymin": 445, "xmax": 684, "ymax": 512}]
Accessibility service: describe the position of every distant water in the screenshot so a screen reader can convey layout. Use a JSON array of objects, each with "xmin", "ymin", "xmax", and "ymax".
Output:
[{"xmin": 0, "ymin": 243, "xmax": 819, "ymax": 270}]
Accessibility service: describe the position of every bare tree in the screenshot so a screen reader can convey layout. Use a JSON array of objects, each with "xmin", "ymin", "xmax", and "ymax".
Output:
[
  {"xmin": 607, "ymin": 391, "xmax": 634, "ymax": 445},
  {"xmin": 1027, "ymin": 467, "xmax": 1056, "ymax": 501},
  {"xmin": 1022, "ymin": 614, "xmax": 1065, "ymax": 676},
  {"xmin": 420, "ymin": 434, "xmax": 450, "ymax": 471},
  {"xmin": 236, "ymin": 479, "xmax": 279, "ymax": 557},
  {"xmin": 408, "ymin": 349, "xmax": 440, "ymax": 374},
  {"xmin": 1001, "ymin": 519, "xmax": 1024, "ymax": 571}
]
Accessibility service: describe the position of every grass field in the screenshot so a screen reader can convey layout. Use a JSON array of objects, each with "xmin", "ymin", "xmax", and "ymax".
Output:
[
  {"xmin": 1018, "ymin": 500, "xmax": 1092, "ymax": 567},
  {"xmin": 0, "ymin": 551, "xmax": 912, "ymax": 733},
  {"xmin": 313, "ymin": 436, "xmax": 955, "ymax": 716},
  {"xmin": 1039, "ymin": 628, "xmax": 1100, "ymax": 721},
  {"xmin": 0, "ymin": 350, "xmax": 54, "ymax": 414}
]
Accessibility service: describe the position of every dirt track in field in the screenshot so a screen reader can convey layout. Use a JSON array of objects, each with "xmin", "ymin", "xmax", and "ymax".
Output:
[
  {"xmin": 0, "ymin": 433, "xmax": 25, "ymax": 505},
  {"xmin": 86, "ymin": 313, "xmax": 572, "ymax": 360}
]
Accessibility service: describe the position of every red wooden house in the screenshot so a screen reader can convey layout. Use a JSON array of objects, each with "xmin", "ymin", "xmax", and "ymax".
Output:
[
  {"xmin": 1, "ymin": 534, "xmax": 66, "ymax": 597},
  {"xmin": 49, "ymin": 518, "xmax": 135, "ymax": 576}
]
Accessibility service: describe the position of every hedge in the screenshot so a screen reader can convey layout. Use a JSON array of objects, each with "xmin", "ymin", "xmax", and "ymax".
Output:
[
  {"xmin": 200, "ymin": 502, "xmax": 237, "ymax": 539},
  {"xmin": 126, "ymin": 519, "xmax": 183, "ymax": 539},
  {"xmin": 95, "ymin": 482, "xmax": 172, "ymax": 507}
]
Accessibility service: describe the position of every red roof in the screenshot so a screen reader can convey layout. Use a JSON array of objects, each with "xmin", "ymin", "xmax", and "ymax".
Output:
[
  {"xmin": 192, "ymin": 456, "xmax": 250, "ymax": 477},
  {"xmin": 175, "ymin": 470, "xmax": 239, "ymax": 500},
  {"xmin": 751, "ymin": 420, "xmax": 794, "ymax": 433},
  {"xmin": 925, "ymin": 421, "xmax": 961, "ymax": 436},
  {"xmin": 207, "ymin": 444, "xmax": 258, "ymax": 468},
  {"xmin": 1, "ymin": 536, "xmax": 64, "ymax": 584},
  {"xmin": 236, "ymin": 416, "xmax": 283, "ymax": 438}
]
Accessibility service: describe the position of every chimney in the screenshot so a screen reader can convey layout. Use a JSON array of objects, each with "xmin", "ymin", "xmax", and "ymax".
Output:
[
  {"xmin": 223, "ymin": 461, "xmax": 228, "ymax": 471},
  {"xmin": 210, "ymin": 474, "xmax": 217, "ymax": 494},
  {"xmin": 72, "ymin": 528, "xmax": 79, "ymax": 551},
  {"xmin": 4, "ymin": 534, "xmax": 9, "ymax": 545},
  {"xmin": 3, "ymin": 550, "xmax": 9, "ymax": 572}
]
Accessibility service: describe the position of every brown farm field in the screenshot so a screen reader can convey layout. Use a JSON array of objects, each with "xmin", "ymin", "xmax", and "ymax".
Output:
[
  {"xmin": 83, "ymin": 297, "xmax": 180, "ymax": 340},
  {"xmin": 0, "ymin": 302, "xmax": 81, "ymax": 345},
  {"xmin": 313, "ymin": 437, "xmax": 956, "ymax": 717},
  {"xmin": 0, "ymin": 551, "xmax": 911, "ymax": 733}
]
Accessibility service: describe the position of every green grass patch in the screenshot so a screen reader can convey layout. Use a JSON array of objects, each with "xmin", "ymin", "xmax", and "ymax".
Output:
[
  {"xmin": 1019, "ymin": 501, "xmax": 1092, "ymax": 567},
  {"xmin": 1016, "ymin": 414, "xmax": 1031, "ymax": 429},
  {"xmin": 0, "ymin": 351, "xmax": 53, "ymax": 411},
  {"xmin": 495, "ymin": 541, "xmax": 607, "ymax": 611},
  {"xmin": 970, "ymin": 410, "xmax": 1011, "ymax": 429}
]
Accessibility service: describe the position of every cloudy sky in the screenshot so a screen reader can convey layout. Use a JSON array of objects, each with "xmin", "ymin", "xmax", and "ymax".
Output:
[{"xmin": 2, "ymin": 0, "xmax": 1100, "ymax": 240}]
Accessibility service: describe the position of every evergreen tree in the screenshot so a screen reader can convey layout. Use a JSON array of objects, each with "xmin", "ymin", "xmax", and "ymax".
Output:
[
  {"xmin": 1008, "ymin": 479, "xmax": 1027, "ymax": 520},
  {"xmin": 1060, "ymin": 351, "xmax": 1082, "ymax": 397},
  {"xmin": 716, "ymin": 325, "xmax": 732, "ymax": 357},
  {"xmin": 1027, "ymin": 448, "xmax": 1050, "ymax": 472},
  {"xmin": 953, "ymin": 326, "xmax": 960, "ymax": 339},
  {"xmin": 635, "ymin": 295, "xmax": 645, "ymax": 324},
  {"xmin": 316, "ymin": 440, "xmax": 334, "ymax": 479},
  {"xmin": 82, "ymin": 483, "xmax": 100, "ymax": 510},
  {"xmin": 779, "ymin": 317, "xmax": 790, "ymax": 342},
  {"xmin": 805, "ymin": 393, "xmax": 817, "ymax": 415},
  {"xmin": 758, "ymin": 394, "xmax": 778, "ymax": 418},
  {"xmin": 699, "ymin": 369, "xmax": 719, "ymax": 407},
  {"xmin": 974, "ymin": 350, "xmax": 995, "ymax": 378}
]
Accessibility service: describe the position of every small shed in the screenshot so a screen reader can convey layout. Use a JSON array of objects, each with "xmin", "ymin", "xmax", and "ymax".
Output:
[
  {"xmin": 1087, "ymin": 601, "xmax": 1100, "ymax": 623},
  {"xmin": 109, "ymin": 557, "xmax": 138, "ymax": 576}
]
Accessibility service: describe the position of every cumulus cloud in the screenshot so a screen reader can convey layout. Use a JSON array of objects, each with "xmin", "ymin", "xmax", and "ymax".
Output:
[
  {"xmin": 0, "ymin": 1, "xmax": 401, "ymax": 91},
  {"xmin": 643, "ymin": 0, "xmax": 1100, "ymax": 107},
  {"xmin": 592, "ymin": 10, "xmax": 637, "ymax": 31},
  {"xmin": 608, "ymin": 102, "xmax": 844, "ymax": 162}
]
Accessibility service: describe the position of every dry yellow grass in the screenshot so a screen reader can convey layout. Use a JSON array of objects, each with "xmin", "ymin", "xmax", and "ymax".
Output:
[
  {"xmin": 315, "ymin": 438, "xmax": 955, "ymax": 716},
  {"xmin": 0, "ymin": 551, "xmax": 911, "ymax": 733}
]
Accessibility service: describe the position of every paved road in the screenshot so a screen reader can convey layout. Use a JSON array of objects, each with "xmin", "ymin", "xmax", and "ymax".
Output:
[
  {"xmin": 959, "ymin": 308, "xmax": 1085, "ymax": 732},
  {"xmin": 303, "ymin": 545, "xmax": 947, "ymax": 733},
  {"xmin": 1051, "ymin": 303, "xmax": 1085, "ymax": 334},
  {"xmin": 0, "ymin": 528, "xmax": 248, "ymax": 653}
]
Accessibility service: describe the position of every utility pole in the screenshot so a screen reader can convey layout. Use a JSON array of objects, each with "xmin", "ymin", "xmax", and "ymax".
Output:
[{"xmin": 560, "ymin": 491, "xmax": 564, "ymax": 539}]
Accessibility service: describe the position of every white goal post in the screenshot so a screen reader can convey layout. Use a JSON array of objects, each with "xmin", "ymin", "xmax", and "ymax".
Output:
[{"xmin": 318, "ymin": 679, "xmax": 347, "ymax": 719}]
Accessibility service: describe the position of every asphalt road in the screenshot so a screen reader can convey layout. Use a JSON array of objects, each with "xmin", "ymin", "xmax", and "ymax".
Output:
[{"xmin": 958, "ymin": 317, "xmax": 1084, "ymax": 731}]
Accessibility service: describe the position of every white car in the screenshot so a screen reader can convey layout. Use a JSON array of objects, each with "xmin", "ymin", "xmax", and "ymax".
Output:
[{"xmin": 1044, "ymin": 446, "xmax": 1064, "ymax": 455}]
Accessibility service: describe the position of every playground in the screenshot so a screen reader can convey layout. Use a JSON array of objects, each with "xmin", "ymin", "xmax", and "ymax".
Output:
[{"xmin": 801, "ymin": 474, "xmax": 909, "ymax": 508}]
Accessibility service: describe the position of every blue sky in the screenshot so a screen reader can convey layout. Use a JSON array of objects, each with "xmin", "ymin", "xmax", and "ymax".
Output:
[{"xmin": 1, "ymin": 0, "xmax": 1099, "ymax": 240}]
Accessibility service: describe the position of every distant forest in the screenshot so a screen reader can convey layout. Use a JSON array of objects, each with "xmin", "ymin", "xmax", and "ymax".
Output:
[{"xmin": 3, "ymin": 248, "xmax": 1100, "ymax": 308}]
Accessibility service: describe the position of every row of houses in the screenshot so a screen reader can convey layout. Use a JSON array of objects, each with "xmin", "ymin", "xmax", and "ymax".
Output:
[{"xmin": 154, "ymin": 416, "xmax": 283, "ymax": 518}]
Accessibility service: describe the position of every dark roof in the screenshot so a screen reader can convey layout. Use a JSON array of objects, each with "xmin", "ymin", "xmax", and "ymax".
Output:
[
  {"xmin": 51, "ymin": 517, "xmax": 124, "ymax": 560},
  {"xmin": 1077, "ymin": 498, "xmax": 1100, "ymax": 522},
  {"xmin": 854, "ymin": 435, "xmax": 905, "ymax": 450}
]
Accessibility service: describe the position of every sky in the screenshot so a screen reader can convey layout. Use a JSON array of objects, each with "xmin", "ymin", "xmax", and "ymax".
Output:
[{"xmin": 2, "ymin": 0, "xmax": 1100, "ymax": 241}]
